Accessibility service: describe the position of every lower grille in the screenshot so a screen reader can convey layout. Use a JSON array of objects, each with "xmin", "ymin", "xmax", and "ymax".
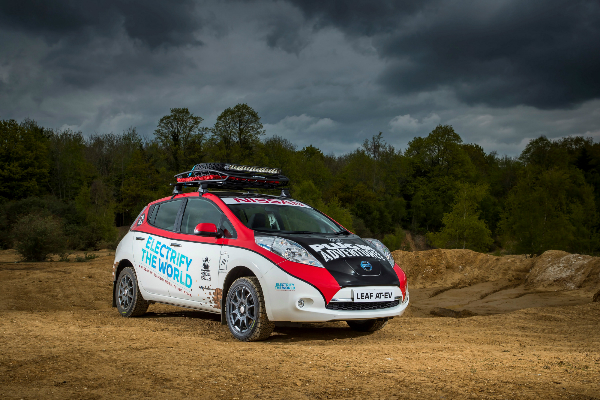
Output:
[{"xmin": 325, "ymin": 300, "xmax": 400, "ymax": 311}]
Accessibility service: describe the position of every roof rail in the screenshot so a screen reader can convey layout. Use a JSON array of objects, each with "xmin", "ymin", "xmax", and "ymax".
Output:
[{"xmin": 172, "ymin": 163, "xmax": 289, "ymax": 194}]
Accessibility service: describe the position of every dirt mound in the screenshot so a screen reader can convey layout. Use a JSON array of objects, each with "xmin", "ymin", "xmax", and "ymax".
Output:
[
  {"xmin": 393, "ymin": 248, "xmax": 600, "ymax": 295},
  {"xmin": 392, "ymin": 249, "xmax": 533, "ymax": 289},
  {"xmin": 525, "ymin": 250, "xmax": 600, "ymax": 291}
]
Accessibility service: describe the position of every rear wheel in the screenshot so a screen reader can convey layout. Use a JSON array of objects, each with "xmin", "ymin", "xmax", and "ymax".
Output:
[
  {"xmin": 346, "ymin": 318, "xmax": 388, "ymax": 332},
  {"xmin": 226, "ymin": 277, "xmax": 274, "ymax": 341},
  {"xmin": 115, "ymin": 267, "xmax": 149, "ymax": 317}
]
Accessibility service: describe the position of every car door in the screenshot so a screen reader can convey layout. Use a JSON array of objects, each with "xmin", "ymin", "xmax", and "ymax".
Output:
[
  {"xmin": 169, "ymin": 197, "xmax": 234, "ymax": 306},
  {"xmin": 133, "ymin": 198, "xmax": 185, "ymax": 298}
]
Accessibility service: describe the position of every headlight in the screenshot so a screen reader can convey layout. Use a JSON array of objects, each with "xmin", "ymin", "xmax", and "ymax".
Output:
[
  {"xmin": 255, "ymin": 236, "xmax": 324, "ymax": 268},
  {"xmin": 363, "ymin": 238, "xmax": 395, "ymax": 267}
]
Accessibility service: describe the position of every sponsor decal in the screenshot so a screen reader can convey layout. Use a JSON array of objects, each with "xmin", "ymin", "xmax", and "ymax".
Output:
[
  {"xmin": 141, "ymin": 236, "xmax": 193, "ymax": 289},
  {"xmin": 137, "ymin": 214, "xmax": 145, "ymax": 226},
  {"xmin": 222, "ymin": 197, "xmax": 310, "ymax": 208},
  {"xmin": 201, "ymin": 257, "xmax": 211, "ymax": 281},
  {"xmin": 219, "ymin": 253, "xmax": 229, "ymax": 270},
  {"xmin": 275, "ymin": 283, "xmax": 295, "ymax": 291},
  {"xmin": 139, "ymin": 264, "xmax": 193, "ymax": 297},
  {"xmin": 360, "ymin": 261, "xmax": 373, "ymax": 271},
  {"xmin": 308, "ymin": 242, "xmax": 386, "ymax": 263}
]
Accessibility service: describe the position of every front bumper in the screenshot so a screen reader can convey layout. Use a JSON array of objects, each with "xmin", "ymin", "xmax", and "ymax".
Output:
[{"xmin": 262, "ymin": 266, "xmax": 409, "ymax": 322}]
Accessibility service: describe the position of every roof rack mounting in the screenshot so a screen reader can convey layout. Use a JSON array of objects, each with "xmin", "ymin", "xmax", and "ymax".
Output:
[
  {"xmin": 173, "ymin": 163, "xmax": 289, "ymax": 192},
  {"xmin": 198, "ymin": 182, "xmax": 208, "ymax": 194}
]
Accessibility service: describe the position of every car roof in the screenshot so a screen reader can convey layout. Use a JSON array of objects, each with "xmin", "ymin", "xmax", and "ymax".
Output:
[{"xmin": 148, "ymin": 191, "xmax": 298, "ymax": 206}]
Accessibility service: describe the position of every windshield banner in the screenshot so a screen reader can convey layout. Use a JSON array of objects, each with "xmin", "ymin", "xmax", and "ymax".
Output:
[{"xmin": 222, "ymin": 197, "xmax": 310, "ymax": 208}]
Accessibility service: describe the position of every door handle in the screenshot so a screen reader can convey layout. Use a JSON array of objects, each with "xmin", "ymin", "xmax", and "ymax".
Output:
[
  {"xmin": 135, "ymin": 237, "xmax": 145, "ymax": 241},
  {"xmin": 170, "ymin": 243, "xmax": 181, "ymax": 247}
]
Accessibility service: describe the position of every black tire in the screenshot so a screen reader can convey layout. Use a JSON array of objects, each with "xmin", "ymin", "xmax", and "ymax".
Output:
[
  {"xmin": 226, "ymin": 277, "xmax": 274, "ymax": 341},
  {"xmin": 115, "ymin": 267, "xmax": 149, "ymax": 317},
  {"xmin": 346, "ymin": 318, "xmax": 388, "ymax": 332}
]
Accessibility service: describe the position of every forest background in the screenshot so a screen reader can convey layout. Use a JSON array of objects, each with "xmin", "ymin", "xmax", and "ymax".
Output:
[{"xmin": 1, "ymin": 104, "xmax": 599, "ymax": 261}]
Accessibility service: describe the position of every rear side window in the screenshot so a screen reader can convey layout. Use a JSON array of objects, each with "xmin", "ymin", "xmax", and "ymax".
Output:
[
  {"xmin": 150, "ymin": 200, "xmax": 184, "ymax": 231},
  {"xmin": 130, "ymin": 206, "xmax": 147, "ymax": 230}
]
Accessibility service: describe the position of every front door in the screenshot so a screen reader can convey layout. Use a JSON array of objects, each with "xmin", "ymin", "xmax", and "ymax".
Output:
[{"xmin": 170, "ymin": 197, "xmax": 231, "ymax": 308}]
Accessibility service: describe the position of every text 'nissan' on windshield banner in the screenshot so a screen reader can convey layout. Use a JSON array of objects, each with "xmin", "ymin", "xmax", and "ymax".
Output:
[{"xmin": 221, "ymin": 198, "xmax": 310, "ymax": 207}]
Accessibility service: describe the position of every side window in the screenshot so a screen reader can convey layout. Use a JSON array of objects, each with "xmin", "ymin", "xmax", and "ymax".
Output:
[
  {"xmin": 151, "ymin": 199, "xmax": 184, "ymax": 231},
  {"xmin": 181, "ymin": 198, "xmax": 236, "ymax": 238}
]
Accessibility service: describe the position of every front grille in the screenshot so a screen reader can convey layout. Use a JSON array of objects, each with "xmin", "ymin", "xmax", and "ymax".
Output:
[{"xmin": 325, "ymin": 300, "xmax": 400, "ymax": 311}]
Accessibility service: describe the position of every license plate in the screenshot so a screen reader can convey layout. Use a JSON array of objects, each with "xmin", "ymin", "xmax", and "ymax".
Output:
[{"xmin": 353, "ymin": 289, "xmax": 394, "ymax": 302}]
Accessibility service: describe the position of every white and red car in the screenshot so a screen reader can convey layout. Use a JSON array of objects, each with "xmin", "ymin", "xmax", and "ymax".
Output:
[{"xmin": 112, "ymin": 163, "xmax": 409, "ymax": 341}]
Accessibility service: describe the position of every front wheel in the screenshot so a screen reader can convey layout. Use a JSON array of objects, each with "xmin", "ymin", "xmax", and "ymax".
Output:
[
  {"xmin": 346, "ymin": 318, "xmax": 388, "ymax": 332},
  {"xmin": 226, "ymin": 277, "xmax": 274, "ymax": 341},
  {"xmin": 115, "ymin": 267, "xmax": 149, "ymax": 317}
]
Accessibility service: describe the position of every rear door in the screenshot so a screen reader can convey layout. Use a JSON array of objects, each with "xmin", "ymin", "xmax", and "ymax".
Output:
[{"xmin": 133, "ymin": 199, "xmax": 185, "ymax": 297}]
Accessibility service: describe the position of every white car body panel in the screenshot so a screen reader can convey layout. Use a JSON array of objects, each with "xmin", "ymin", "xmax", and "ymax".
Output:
[{"xmin": 115, "ymin": 231, "xmax": 408, "ymax": 322}]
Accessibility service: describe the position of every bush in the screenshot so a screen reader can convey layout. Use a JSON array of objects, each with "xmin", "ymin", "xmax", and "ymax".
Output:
[
  {"xmin": 75, "ymin": 252, "xmax": 97, "ymax": 262},
  {"xmin": 12, "ymin": 213, "xmax": 66, "ymax": 261},
  {"xmin": 382, "ymin": 226, "xmax": 405, "ymax": 252}
]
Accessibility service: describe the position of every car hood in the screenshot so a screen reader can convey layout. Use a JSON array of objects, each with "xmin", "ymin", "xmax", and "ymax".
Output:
[{"xmin": 278, "ymin": 234, "xmax": 400, "ymax": 288}]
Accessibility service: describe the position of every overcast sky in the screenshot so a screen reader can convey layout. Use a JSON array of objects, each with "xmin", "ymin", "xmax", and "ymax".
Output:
[{"xmin": 1, "ymin": 0, "xmax": 599, "ymax": 156}]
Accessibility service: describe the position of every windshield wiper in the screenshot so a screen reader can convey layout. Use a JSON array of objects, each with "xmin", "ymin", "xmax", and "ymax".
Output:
[
  {"xmin": 286, "ymin": 230, "xmax": 317, "ymax": 234},
  {"xmin": 335, "ymin": 230, "xmax": 351, "ymax": 235}
]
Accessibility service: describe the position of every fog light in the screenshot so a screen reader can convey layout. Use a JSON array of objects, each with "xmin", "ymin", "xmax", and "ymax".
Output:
[{"xmin": 297, "ymin": 299, "xmax": 305, "ymax": 308}]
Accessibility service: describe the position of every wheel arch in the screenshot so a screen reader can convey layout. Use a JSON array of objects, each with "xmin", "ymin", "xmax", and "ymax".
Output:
[
  {"xmin": 112, "ymin": 259, "xmax": 134, "ymax": 307},
  {"xmin": 220, "ymin": 266, "xmax": 256, "ymax": 325}
]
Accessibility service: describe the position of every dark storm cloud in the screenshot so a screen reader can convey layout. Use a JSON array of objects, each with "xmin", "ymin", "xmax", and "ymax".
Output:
[
  {"xmin": 265, "ymin": 17, "xmax": 310, "ymax": 54},
  {"xmin": 288, "ymin": 0, "xmax": 600, "ymax": 109},
  {"xmin": 0, "ymin": 0, "xmax": 598, "ymax": 158},
  {"xmin": 287, "ymin": 0, "xmax": 431, "ymax": 36},
  {"xmin": 0, "ymin": 0, "xmax": 202, "ymax": 48}
]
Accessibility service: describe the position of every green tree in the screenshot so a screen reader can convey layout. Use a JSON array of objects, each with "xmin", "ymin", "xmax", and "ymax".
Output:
[
  {"xmin": 0, "ymin": 119, "xmax": 50, "ymax": 201},
  {"xmin": 212, "ymin": 103, "xmax": 265, "ymax": 162},
  {"xmin": 48, "ymin": 129, "xmax": 91, "ymax": 201},
  {"xmin": 405, "ymin": 125, "xmax": 474, "ymax": 179},
  {"xmin": 120, "ymin": 148, "xmax": 166, "ymax": 219},
  {"xmin": 500, "ymin": 168, "xmax": 597, "ymax": 255},
  {"xmin": 292, "ymin": 180, "xmax": 354, "ymax": 232},
  {"xmin": 321, "ymin": 197, "xmax": 354, "ymax": 232},
  {"xmin": 73, "ymin": 179, "xmax": 118, "ymax": 249},
  {"xmin": 428, "ymin": 182, "xmax": 493, "ymax": 252},
  {"xmin": 154, "ymin": 108, "xmax": 206, "ymax": 172},
  {"xmin": 404, "ymin": 125, "xmax": 476, "ymax": 232},
  {"xmin": 85, "ymin": 128, "xmax": 146, "ymax": 226}
]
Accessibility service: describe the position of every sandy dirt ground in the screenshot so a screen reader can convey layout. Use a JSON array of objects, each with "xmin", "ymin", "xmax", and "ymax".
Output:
[{"xmin": 1, "ymin": 249, "xmax": 599, "ymax": 399}]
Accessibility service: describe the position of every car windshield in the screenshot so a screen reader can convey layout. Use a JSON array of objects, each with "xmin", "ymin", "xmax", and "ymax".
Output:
[{"xmin": 226, "ymin": 201, "xmax": 345, "ymax": 234}]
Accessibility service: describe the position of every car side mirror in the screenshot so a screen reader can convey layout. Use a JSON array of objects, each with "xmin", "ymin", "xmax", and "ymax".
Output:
[{"xmin": 194, "ymin": 223, "xmax": 222, "ymax": 238}]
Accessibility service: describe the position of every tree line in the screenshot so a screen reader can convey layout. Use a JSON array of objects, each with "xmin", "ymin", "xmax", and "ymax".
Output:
[{"xmin": 1, "ymin": 104, "xmax": 599, "ymax": 260}]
